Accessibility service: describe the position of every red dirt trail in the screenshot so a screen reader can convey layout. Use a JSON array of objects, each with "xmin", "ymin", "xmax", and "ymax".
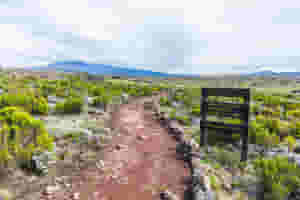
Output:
[{"xmin": 52, "ymin": 98, "xmax": 190, "ymax": 200}]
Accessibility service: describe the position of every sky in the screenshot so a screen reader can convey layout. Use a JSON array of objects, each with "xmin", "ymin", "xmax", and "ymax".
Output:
[{"xmin": 1, "ymin": 0, "xmax": 300, "ymax": 74}]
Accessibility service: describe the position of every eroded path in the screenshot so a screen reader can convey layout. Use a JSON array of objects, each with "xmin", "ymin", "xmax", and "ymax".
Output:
[{"xmin": 51, "ymin": 98, "xmax": 189, "ymax": 200}]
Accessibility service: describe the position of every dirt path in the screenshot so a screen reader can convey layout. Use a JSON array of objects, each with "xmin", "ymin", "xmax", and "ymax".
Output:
[{"xmin": 48, "ymin": 97, "xmax": 190, "ymax": 200}]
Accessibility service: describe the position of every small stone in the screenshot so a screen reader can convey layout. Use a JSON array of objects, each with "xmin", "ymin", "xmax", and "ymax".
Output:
[
  {"xmin": 72, "ymin": 192, "xmax": 80, "ymax": 200},
  {"xmin": 160, "ymin": 190, "xmax": 178, "ymax": 200},
  {"xmin": 115, "ymin": 144, "xmax": 127, "ymax": 150},
  {"xmin": 294, "ymin": 146, "xmax": 300, "ymax": 154},
  {"xmin": 28, "ymin": 176, "xmax": 37, "ymax": 183},
  {"xmin": 44, "ymin": 185, "xmax": 60, "ymax": 195},
  {"xmin": 99, "ymin": 160, "xmax": 105, "ymax": 168},
  {"xmin": 137, "ymin": 135, "xmax": 147, "ymax": 140}
]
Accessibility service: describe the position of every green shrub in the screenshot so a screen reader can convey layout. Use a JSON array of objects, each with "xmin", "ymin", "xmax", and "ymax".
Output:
[
  {"xmin": 212, "ymin": 147, "xmax": 240, "ymax": 169},
  {"xmin": 283, "ymin": 136, "xmax": 296, "ymax": 152},
  {"xmin": 191, "ymin": 104, "xmax": 201, "ymax": 117},
  {"xmin": 55, "ymin": 97, "xmax": 84, "ymax": 114},
  {"xmin": 287, "ymin": 109, "xmax": 300, "ymax": 119},
  {"xmin": 0, "ymin": 107, "xmax": 53, "ymax": 172},
  {"xmin": 0, "ymin": 91, "xmax": 49, "ymax": 115},
  {"xmin": 159, "ymin": 96, "xmax": 171, "ymax": 106},
  {"xmin": 175, "ymin": 115, "xmax": 191, "ymax": 126},
  {"xmin": 253, "ymin": 156, "xmax": 300, "ymax": 200}
]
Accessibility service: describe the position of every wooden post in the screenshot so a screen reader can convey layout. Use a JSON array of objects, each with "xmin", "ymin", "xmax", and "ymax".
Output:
[
  {"xmin": 200, "ymin": 88, "xmax": 208, "ymax": 147},
  {"xmin": 241, "ymin": 93, "xmax": 250, "ymax": 162}
]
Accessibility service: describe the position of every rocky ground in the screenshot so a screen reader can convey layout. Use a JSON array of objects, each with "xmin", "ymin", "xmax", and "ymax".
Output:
[
  {"xmin": 36, "ymin": 97, "xmax": 189, "ymax": 200},
  {"xmin": 2, "ymin": 93, "xmax": 300, "ymax": 200}
]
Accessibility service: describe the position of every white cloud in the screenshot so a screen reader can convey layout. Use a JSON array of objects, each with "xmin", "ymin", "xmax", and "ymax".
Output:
[{"xmin": 0, "ymin": 0, "xmax": 300, "ymax": 74}]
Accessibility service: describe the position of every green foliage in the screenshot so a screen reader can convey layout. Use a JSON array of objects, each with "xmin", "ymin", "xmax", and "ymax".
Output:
[
  {"xmin": 210, "ymin": 175, "xmax": 220, "ymax": 190},
  {"xmin": 175, "ymin": 115, "xmax": 191, "ymax": 126},
  {"xmin": 253, "ymin": 156, "xmax": 300, "ymax": 200},
  {"xmin": 289, "ymin": 121, "xmax": 300, "ymax": 137},
  {"xmin": 159, "ymin": 96, "xmax": 171, "ymax": 106},
  {"xmin": 283, "ymin": 136, "xmax": 296, "ymax": 152},
  {"xmin": 55, "ymin": 97, "xmax": 84, "ymax": 114},
  {"xmin": 286, "ymin": 103, "xmax": 300, "ymax": 111},
  {"xmin": 213, "ymin": 162, "xmax": 221, "ymax": 169},
  {"xmin": 0, "ymin": 107, "xmax": 53, "ymax": 171},
  {"xmin": 287, "ymin": 109, "xmax": 300, "ymax": 119},
  {"xmin": 251, "ymin": 103, "xmax": 260, "ymax": 115},
  {"xmin": 0, "ymin": 91, "xmax": 49, "ymax": 115},
  {"xmin": 191, "ymin": 104, "xmax": 201, "ymax": 117},
  {"xmin": 212, "ymin": 147, "xmax": 240, "ymax": 168},
  {"xmin": 92, "ymin": 94, "xmax": 112, "ymax": 107}
]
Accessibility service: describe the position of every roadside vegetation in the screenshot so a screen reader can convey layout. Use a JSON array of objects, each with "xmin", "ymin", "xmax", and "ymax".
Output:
[{"xmin": 0, "ymin": 71, "xmax": 300, "ymax": 199}]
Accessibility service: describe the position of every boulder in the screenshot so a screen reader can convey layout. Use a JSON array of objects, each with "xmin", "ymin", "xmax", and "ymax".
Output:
[
  {"xmin": 294, "ymin": 145, "xmax": 300, "ymax": 154},
  {"xmin": 189, "ymin": 138, "xmax": 200, "ymax": 151},
  {"xmin": 121, "ymin": 93, "xmax": 129, "ymax": 104},
  {"xmin": 160, "ymin": 190, "xmax": 179, "ymax": 200},
  {"xmin": 168, "ymin": 121, "xmax": 184, "ymax": 134},
  {"xmin": 44, "ymin": 185, "xmax": 60, "ymax": 195},
  {"xmin": 192, "ymin": 168, "xmax": 211, "ymax": 191}
]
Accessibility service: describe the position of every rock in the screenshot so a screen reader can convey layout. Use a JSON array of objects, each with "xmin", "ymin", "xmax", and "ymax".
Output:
[
  {"xmin": 160, "ymin": 190, "xmax": 179, "ymax": 200},
  {"xmin": 265, "ymin": 151, "xmax": 277, "ymax": 158},
  {"xmin": 189, "ymin": 139, "xmax": 200, "ymax": 151},
  {"xmin": 213, "ymin": 169, "xmax": 232, "ymax": 191},
  {"xmin": 137, "ymin": 135, "xmax": 147, "ymax": 140},
  {"xmin": 115, "ymin": 144, "xmax": 127, "ymax": 150},
  {"xmin": 294, "ymin": 146, "xmax": 300, "ymax": 154},
  {"xmin": 72, "ymin": 192, "xmax": 80, "ymax": 200},
  {"xmin": 193, "ymin": 168, "xmax": 211, "ymax": 191},
  {"xmin": 193, "ymin": 188, "xmax": 215, "ymax": 200},
  {"xmin": 98, "ymin": 160, "xmax": 105, "ymax": 168},
  {"xmin": 121, "ymin": 93, "xmax": 129, "ymax": 104},
  {"xmin": 28, "ymin": 176, "xmax": 38, "ymax": 183},
  {"xmin": 191, "ymin": 159, "xmax": 212, "ymax": 173},
  {"xmin": 273, "ymin": 146, "xmax": 289, "ymax": 153},
  {"xmin": 224, "ymin": 144, "xmax": 237, "ymax": 152},
  {"xmin": 44, "ymin": 185, "xmax": 60, "ymax": 195},
  {"xmin": 55, "ymin": 177, "xmax": 63, "ymax": 184}
]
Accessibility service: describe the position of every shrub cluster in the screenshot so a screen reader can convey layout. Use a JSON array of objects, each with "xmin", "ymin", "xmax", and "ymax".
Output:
[
  {"xmin": 253, "ymin": 156, "xmax": 300, "ymax": 200},
  {"xmin": 55, "ymin": 97, "xmax": 84, "ymax": 114}
]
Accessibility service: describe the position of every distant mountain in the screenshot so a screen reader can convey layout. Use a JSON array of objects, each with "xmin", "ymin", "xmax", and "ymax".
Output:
[
  {"xmin": 247, "ymin": 70, "xmax": 300, "ymax": 77},
  {"xmin": 248, "ymin": 70, "xmax": 279, "ymax": 76},
  {"xmin": 30, "ymin": 60, "xmax": 193, "ymax": 78}
]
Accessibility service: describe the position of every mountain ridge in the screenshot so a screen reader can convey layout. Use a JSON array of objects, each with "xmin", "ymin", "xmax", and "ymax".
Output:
[{"xmin": 30, "ymin": 61, "xmax": 197, "ymax": 78}]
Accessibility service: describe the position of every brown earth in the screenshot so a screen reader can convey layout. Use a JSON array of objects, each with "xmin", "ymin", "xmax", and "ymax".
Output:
[{"xmin": 45, "ymin": 97, "xmax": 190, "ymax": 200}]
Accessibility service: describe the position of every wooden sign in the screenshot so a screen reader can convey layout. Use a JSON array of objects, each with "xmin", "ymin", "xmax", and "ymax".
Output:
[{"xmin": 200, "ymin": 88, "xmax": 250, "ymax": 161}]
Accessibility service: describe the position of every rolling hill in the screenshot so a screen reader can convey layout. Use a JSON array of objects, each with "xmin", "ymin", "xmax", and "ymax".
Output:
[{"xmin": 30, "ymin": 61, "xmax": 194, "ymax": 78}]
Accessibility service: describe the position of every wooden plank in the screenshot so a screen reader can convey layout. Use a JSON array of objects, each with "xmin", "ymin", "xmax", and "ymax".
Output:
[
  {"xmin": 210, "ymin": 112, "xmax": 244, "ymax": 119},
  {"xmin": 204, "ymin": 101, "xmax": 249, "ymax": 110},
  {"xmin": 202, "ymin": 88, "xmax": 250, "ymax": 98},
  {"xmin": 207, "ymin": 107, "xmax": 245, "ymax": 114},
  {"xmin": 200, "ymin": 120, "xmax": 247, "ymax": 132}
]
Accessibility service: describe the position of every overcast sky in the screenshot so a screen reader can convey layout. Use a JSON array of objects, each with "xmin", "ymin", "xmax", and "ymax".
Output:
[{"xmin": 1, "ymin": 0, "xmax": 300, "ymax": 74}]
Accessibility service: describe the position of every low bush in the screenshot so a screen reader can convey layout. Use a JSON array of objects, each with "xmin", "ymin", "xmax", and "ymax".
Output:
[
  {"xmin": 159, "ymin": 96, "xmax": 171, "ymax": 107},
  {"xmin": 212, "ymin": 147, "xmax": 240, "ymax": 169},
  {"xmin": 55, "ymin": 97, "xmax": 84, "ymax": 114},
  {"xmin": 253, "ymin": 156, "xmax": 300, "ymax": 200},
  {"xmin": 191, "ymin": 104, "xmax": 201, "ymax": 117}
]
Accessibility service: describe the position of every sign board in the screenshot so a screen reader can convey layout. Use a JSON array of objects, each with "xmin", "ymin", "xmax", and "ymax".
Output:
[{"xmin": 200, "ymin": 88, "xmax": 250, "ymax": 161}]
